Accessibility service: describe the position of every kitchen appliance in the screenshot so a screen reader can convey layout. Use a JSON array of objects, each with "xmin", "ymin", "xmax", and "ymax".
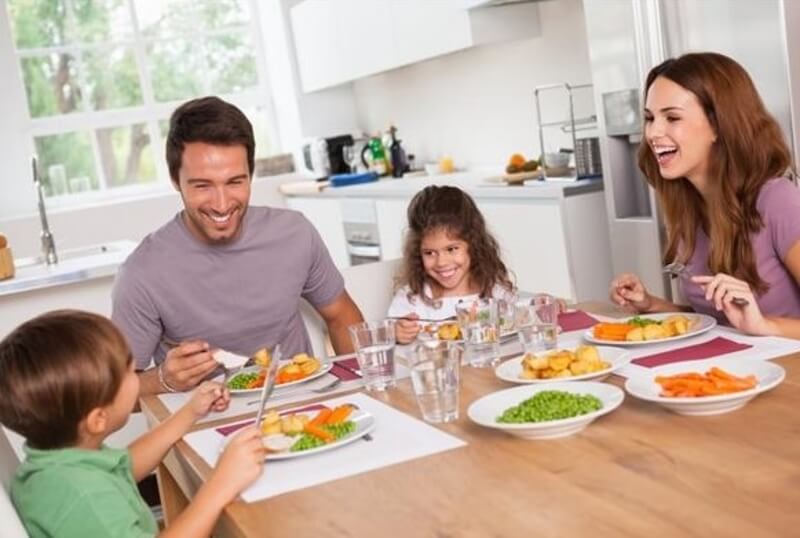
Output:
[
  {"xmin": 582, "ymin": 0, "xmax": 800, "ymax": 300},
  {"xmin": 341, "ymin": 199, "xmax": 382, "ymax": 266},
  {"xmin": 300, "ymin": 134, "xmax": 355, "ymax": 179}
]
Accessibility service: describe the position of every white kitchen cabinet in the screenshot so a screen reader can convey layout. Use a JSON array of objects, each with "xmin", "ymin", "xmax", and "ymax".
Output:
[
  {"xmin": 286, "ymin": 196, "xmax": 350, "ymax": 268},
  {"xmin": 375, "ymin": 198, "xmax": 411, "ymax": 261},
  {"xmin": 479, "ymin": 200, "xmax": 574, "ymax": 300},
  {"xmin": 291, "ymin": 0, "xmax": 537, "ymax": 92}
]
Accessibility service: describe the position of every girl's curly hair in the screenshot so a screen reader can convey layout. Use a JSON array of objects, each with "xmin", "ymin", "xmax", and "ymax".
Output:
[{"xmin": 396, "ymin": 185, "xmax": 514, "ymax": 306}]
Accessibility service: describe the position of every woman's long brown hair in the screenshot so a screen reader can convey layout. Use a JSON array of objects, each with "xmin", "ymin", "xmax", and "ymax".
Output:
[
  {"xmin": 397, "ymin": 185, "xmax": 514, "ymax": 305},
  {"xmin": 638, "ymin": 52, "xmax": 791, "ymax": 293}
]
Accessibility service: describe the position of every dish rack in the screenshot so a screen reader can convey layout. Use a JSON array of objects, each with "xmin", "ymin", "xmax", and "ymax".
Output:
[{"xmin": 534, "ymin": 83, "xmax": 602, "ymax": 179}]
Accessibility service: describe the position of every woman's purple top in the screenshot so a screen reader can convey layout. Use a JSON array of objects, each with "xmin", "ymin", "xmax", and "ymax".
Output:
[{"xmin": 681, "ymin": 177, "xmax": 800, "ymax": 321}]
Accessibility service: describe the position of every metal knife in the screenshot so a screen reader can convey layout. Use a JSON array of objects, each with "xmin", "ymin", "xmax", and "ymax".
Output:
[{"xmin": 253, "ymin": 344, "xmax": 282, "ymax": 430}]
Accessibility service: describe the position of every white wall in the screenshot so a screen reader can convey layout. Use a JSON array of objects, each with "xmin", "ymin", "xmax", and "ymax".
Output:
[
  {"xmin": 0, "ymin": 174, "xmax": 295, "ymax": 259},
  {"xmin": 351, "ymin": 0, "xmax": 594, "ymax": 168}
]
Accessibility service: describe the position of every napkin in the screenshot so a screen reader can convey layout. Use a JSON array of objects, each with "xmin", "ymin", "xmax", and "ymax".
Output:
[
  {"xmin": 558, "ymin": 310, "xmax": 599, "ymax": 332},
  {"xmin": 330, "ymin": 358, "xmax": 362, "ymax": 381},
  {"xmin": 631, "ymin": 336, "xmax": 752, "ymax": 368}
]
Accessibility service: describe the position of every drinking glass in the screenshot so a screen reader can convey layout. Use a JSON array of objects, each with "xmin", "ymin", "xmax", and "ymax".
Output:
[
  {"xmin": 515, "ymin": 294, "xmax": 559, "ymax": 355},
  {"xmin": 342, "ymin": 144, "xmax": 359, "ymax": 173},
  {"xmin": 410, "ymin": 340, "xmax": 462, "ymax": 423},
  {"xmin": 348, "ymin": 320, "xmax": 397, "ymax": 391},
  {"xmin": 455, "ymin": 298, "xmax": 501, "ymax": 368}
]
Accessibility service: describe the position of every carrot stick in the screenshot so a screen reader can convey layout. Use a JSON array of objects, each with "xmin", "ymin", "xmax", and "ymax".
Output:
[
  {"xmin": 309, "ymin": 408, "xmax": 332, "ymax": 426},
  {"xmin": 304, "ymin": 423, "xmax": 335, "ymax": 443},
  {"xmin": 326, "ymin": 405, "xmax": 353, "ymax": 425}
]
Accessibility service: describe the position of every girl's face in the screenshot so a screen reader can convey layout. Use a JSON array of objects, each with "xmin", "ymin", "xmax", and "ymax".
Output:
[
  {"xmin": 644, "ymin": 76, "xmax": 717, "ymax": 193},
  {"xmin": 420, "ymin": 228, "xmax": 472, "ymax": 295}
]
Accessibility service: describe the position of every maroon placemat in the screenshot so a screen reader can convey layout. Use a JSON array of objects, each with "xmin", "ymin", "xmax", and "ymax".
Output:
[
  {"xmin": 558, "ymin": 310, "xmax": 598, "ymax": 332},
  {"xmin": 631, "ymin": 336, "xmax": 752, "ymax": 368},
  {"xmin": 330, "ymin": 358, "xmax": 361, "ymax": 381}
]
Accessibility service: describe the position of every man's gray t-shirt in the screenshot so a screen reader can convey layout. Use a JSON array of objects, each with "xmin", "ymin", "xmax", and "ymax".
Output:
[{"xmin": 112, "ymin": 206, "xmax": 344, "ymax": 369}]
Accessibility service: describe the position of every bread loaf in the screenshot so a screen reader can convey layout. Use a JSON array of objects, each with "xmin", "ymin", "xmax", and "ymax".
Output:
[{"xmin": 0, "ymin": 234, "xmax": 15, "ymax": 280}]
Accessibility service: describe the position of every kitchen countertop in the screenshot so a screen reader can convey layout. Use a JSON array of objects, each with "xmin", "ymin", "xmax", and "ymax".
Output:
[
  {"xmin": 283, "ymin": 171, "xmax": 603, "ymax": 200},
  {"xmin": 0, "ymin": 240, "xmax": 136, "ymax": 298}
]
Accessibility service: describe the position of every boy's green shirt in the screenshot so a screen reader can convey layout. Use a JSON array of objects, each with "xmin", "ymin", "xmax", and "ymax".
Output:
[{"xmin": 12, "ymin": 444, "xmax": 158, "ymax": 538}]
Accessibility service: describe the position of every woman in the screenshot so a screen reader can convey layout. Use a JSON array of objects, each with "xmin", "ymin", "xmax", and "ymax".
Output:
[{"xmin": 610, "ymin": 52, "xmax": 800, "ymax": 338}]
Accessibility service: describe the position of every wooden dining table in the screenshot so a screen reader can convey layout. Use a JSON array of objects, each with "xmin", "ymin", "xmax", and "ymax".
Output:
[{"xmin": 140, "ymin": 305, "xmax": 800, "ymax": 537}]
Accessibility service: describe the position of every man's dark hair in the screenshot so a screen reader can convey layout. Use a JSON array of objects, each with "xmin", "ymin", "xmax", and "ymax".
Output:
[{"xmin": 166, "ymin": 96, "xmax": 255, "ymax": 182}]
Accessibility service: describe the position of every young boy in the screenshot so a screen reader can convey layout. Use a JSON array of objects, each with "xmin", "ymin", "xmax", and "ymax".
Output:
[{"xmin": 0, "ymin": 310, "xmax": 266, "ymax": 537}]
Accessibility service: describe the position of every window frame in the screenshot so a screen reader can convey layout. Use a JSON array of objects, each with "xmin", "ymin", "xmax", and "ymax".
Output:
[{"xmin": 6, "ymin": 0, "xmax": 281, "ymax": 210}]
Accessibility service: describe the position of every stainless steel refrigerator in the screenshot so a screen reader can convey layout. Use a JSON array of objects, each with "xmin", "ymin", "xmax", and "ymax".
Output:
[{"xmin": 581, "ymin": 0, "xmax": 800, "ymax": 300}]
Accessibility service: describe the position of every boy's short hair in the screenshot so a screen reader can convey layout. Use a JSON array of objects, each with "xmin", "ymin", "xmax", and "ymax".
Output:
[{"xmin": 0, "ymin": 310, "xmax": 131, "ymax": 450}]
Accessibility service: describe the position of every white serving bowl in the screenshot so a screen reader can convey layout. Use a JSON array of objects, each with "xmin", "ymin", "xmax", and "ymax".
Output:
[
  {"xmin": 494, "ymin": 346, "xmax": 631, "ymax": 384},
  {"xmin": 467, "ymin": 381, "xmax": 624, "ymax": 440},
  {"xmin": 624, "ymin": 358, "xmax": 785, "ymax": 416}
]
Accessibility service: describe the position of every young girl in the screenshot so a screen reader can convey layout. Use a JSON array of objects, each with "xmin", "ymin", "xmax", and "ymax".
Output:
[
  {"xmin": 388, "ymin": 185, "xmax": 518, "ymax": 344},
  {"xmin": 610, "ymin": 52, "xmax": 800, "ymax": 338},
  {"xmin": 0, "ymin": 310, "xmax": 266, "ymax": 537}
]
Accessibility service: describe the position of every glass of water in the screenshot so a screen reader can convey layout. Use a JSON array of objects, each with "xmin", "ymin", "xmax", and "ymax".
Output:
[
  {"xmin": 515, "ymin": 295, "xmax": 559, "ymax": 354},
  {"xmin": 410, "ymin": 340, "xmax": 462, "ymax": 423},
  {"xmin": 455, "ymin": 298, "xmax": 501, "ymax": 368},
  {"xmin": 348, "ymin": 320, "xmax": 397, "ymax": 391}
]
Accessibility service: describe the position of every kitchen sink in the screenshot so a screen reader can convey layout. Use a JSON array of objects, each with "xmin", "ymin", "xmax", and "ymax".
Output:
[{"xmin": 0, "ymin": 240, "xmax": 137, "ymax": 297}]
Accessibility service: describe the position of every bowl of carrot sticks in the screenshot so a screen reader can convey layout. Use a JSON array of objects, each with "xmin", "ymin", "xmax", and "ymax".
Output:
[{"xmin": 624, "ymin": 358, "xmax": 785, "ymax": 415}]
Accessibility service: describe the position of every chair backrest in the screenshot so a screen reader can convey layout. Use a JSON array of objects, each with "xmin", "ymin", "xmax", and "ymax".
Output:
[
  {"xmin": 0, "ymin": 428, "xmax": 29, "ymax": 537},
  {"xmin": 300, "ymin": 259, "xmax": 402, "ymax": 357}
]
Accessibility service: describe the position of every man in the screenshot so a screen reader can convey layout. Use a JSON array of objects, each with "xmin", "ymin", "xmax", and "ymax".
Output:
[{"xmin": 112, "ymin": 96, "xmax": 363, "ymax": 395}]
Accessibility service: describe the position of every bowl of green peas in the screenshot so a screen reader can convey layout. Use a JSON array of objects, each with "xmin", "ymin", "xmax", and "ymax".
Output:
[{"xmin": 467, "ymin": 382, "xmax": 624, "ymax": 440}]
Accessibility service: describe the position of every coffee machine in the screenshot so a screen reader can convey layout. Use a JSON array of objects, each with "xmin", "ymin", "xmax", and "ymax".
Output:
[{"xmin": 299, "ymin": 134, "xmax": 355, "ymax": 180}]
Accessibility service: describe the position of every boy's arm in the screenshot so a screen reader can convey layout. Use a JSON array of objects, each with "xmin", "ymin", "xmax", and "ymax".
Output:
[
  {"xmin": 129, "ymin": 383, "xmax": 226, "ymax": 481},
  {"xmin": 128, "ymin": 404, "xmax": 196, "ymax": 482}
]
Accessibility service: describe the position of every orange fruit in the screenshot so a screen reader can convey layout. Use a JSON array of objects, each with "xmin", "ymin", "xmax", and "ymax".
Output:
[{"xmin": 508, "ymin": 153, "xmax": 526, "ymax": 168}]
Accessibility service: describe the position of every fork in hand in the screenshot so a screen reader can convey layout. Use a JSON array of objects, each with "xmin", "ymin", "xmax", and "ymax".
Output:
[{"xmin": 663, "ymin": 262, "xmax": 749, "ymax": 307}]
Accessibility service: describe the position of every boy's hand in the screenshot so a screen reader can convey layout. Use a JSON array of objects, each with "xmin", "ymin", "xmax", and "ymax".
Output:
[
  {"xmin": 187, "ymin": 381, "xmax": 230, "ymax": 419},
  {"xmin": 162, "ymin": 340, "xmax": 219, "ymax": 391},
  {"xmin": 395, "ymin": 313, "xmax": 421, "ymax": 344},
  {"xmin": 211, "ymin": 427, "xmax": 266, "ymax": 502}
]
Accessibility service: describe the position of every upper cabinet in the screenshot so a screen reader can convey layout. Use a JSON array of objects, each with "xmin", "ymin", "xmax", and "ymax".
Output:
[{"xmin": 290, "ymin": 0, "xmax": 540, "ymax": 93}]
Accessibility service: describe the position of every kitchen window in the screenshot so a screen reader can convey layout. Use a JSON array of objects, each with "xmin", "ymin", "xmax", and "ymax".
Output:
[{"xmin": 5, "ymin": 0, "xmax": 280, "ymax": 205}]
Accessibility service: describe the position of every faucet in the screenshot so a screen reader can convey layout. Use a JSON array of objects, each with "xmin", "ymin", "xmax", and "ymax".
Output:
[{"xmin": 32, "ymin": 157, "xmax": 58, "ymax": 265}]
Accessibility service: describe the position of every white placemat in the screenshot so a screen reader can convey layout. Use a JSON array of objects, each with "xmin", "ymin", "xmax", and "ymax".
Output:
[{"xmin": 183, "ymin": 392, "xmax": 467, "ymax": 502}]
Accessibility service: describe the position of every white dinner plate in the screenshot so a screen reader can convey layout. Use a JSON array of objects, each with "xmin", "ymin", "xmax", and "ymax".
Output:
[
  {"xmin": 584, "ymin": 313, "xmax": 717, "ymax": 346},
  {"xmin": 264, "ymin": 408, "xmax": 375, "ymax": 460},
  {"xmin": 226, "ymin": 362, "xmax": 334, "ymax": 395},
  {"xmin": 495, "ymin": 346, "xmax": 631, "ymax": 384},
  {"xmin": 467, "ymin": 382, "xmax": 624, "ymax": 440},
  {"xmin": 624, "ymin": 358, "xmax": 785, "ymax": 416}
]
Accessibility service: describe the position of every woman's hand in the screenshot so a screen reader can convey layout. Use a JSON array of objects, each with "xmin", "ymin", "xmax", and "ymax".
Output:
[
  {"xmin": 609, "ymin": 273, "xmax": 654, "ymax": 313},
  {"xmin": 692, "ymin": 274, "xmax": 777, "ymax": 336},
  {"xmin": 395, "ymin": 313, "xmax": 421, "ymax": 344},
  {"xmin": 187, "ymin": 381, "xmax": 230, "ymax": 420}
]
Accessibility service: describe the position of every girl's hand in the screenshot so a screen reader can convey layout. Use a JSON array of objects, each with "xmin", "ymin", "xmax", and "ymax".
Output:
[
  {"xmin": 211, "ymin": 427, "xmax": 266, "ymax": 502},
  {"xmin": 609, "ymin": 273, "xmax": 653, "ymax": 313},
  {"xmin": 187, "ymin": 381, "xmax": 230, "ymax": 419},
  {"xmin": 691, "ymin": 274, "xmax": 777, "ymax": 336},
  {"xmin": 395, "ymin": 313, "xmax": 421, "ymax": 344}
]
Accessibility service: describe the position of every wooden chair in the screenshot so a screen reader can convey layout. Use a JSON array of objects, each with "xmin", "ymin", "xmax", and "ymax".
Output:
[
  {"xmin": 301, "ymin": 259, "xmax": 402, "ymax": 357},
  {"xmin": 0, "ymin": 428, "xmax": 29, "ymax": 537}
]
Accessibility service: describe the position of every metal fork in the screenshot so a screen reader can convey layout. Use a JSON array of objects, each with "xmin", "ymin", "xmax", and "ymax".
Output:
[{"xmin": 663, "ymin": 262, "xmax": 749, "ymax": 306}]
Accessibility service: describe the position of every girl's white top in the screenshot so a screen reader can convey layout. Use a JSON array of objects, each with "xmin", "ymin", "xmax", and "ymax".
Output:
[{"xmin": 387, "ymin": 282, "xmax": 516, "ymax": 320}]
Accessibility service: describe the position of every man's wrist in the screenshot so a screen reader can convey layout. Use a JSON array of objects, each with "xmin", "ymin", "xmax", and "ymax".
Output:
[{"xmin": 158, "ymin": 363, "xmax": 181, "ymax": 393}]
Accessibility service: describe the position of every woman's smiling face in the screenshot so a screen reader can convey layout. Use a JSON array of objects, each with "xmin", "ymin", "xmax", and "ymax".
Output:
[{"xmin": 644, "ymin": 76, "xmax": 717, "ymax": 191}]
